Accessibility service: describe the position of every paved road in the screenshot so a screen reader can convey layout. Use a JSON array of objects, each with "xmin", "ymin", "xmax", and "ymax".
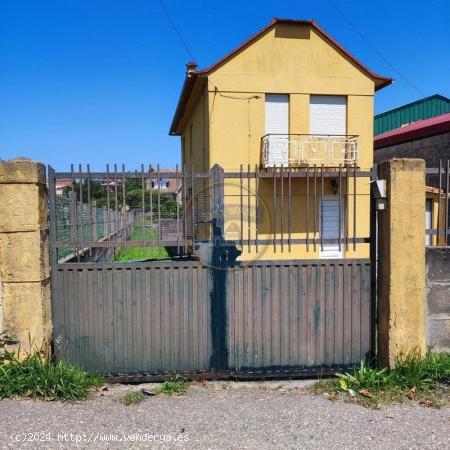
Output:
[{"xmin": 0, "ymin": 381, "xmax": 449, "ymax": 449}]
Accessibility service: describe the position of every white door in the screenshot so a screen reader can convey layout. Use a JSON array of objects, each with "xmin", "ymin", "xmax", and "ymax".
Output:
[
  {"xmin": 265, "ymin": 94, "xmax": 289, "ymax": 167},
  {"xmin": 310, "ymin": 95, "xmax": 347, "ymax": 135},
  {"xmin": 320, "ymin": 197, "xmax": 343, "ymax": 259},
  {"xmin": 425, "ymin": 198, "xmax": 432, "ymax": 245}
]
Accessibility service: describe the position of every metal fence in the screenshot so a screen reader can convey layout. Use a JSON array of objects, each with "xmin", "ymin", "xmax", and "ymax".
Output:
[
  {"xmin": 48, "ymin": 163, "xmax": 372, "ymax": 262},
  {"xmin": 426, "ymin": 160, "xmax": 449, "ymax": 246}
]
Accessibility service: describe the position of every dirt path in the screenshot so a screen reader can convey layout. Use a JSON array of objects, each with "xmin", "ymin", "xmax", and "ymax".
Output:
[{"xmin": 1, "ymin": 381, "xmax": 449, "ymax": 449}]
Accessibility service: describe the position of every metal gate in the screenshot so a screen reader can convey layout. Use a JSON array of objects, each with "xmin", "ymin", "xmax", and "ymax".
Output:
[{"xmin": 48, "ymin": 164, "xmax": 374, "ymax": 379}]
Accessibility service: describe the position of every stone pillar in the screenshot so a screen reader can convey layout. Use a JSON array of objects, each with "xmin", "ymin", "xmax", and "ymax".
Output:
[
  {"xmin": 377, "ymin": 159, "xmax": 426, "ymax": 367},
  {"xmin": 0, "ymin": 159, "xmax": 52, "ymax": 354}
]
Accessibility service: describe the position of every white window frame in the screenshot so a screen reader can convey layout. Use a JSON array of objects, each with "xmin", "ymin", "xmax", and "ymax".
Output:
[{"xmin": 319, "ymin": 196, "xmax": 344, "ymax": 259}]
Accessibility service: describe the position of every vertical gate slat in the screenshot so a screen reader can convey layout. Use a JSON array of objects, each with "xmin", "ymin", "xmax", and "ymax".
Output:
[
  {"xmin": 288, "ymin": 264, "xmax": 297, "ymax": 366},
  {"xmin": 351, "ymin": 263, "xmax": 361, "ymax": 363},
  {"xmin": 325, "ymin": 264, "xmax": 335, "ymax": 366},
  {"xmin": 361, "ymin": 262, "xmax": 371, "ymax": 361},
  {"xmin": 245, "ymin": 266, "xmax": 254, "ymax": 368},
  {"xmin": 298, "ymin": 264, "xmax": 309, "ymax": 365},
  {"xmin": 334, "ymin": 263, "xmax": 344, "ymax": 365},
  {"xmin": 343, "ymin": 264, "xmax": 352, "ymax": 365}
]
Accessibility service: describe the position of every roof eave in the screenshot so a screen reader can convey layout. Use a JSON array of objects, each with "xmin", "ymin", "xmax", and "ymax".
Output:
[{"xmin": 169, "ymin": 73, "xmax": 199, "ymax": 136}]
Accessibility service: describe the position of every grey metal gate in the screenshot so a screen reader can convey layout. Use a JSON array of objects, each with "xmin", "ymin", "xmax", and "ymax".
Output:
[{"xmin": 48, "ymin": 164, "xmax": 374, "ymax": 379}]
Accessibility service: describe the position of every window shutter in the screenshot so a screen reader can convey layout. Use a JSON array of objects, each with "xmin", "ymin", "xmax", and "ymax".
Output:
[
  {"xmin": 265, "ymin": 94, "xmax": 289, "ymax": 167},
  {"xmin": 310, "ymin": 95, "xmax": 347, "ymax": 135}
]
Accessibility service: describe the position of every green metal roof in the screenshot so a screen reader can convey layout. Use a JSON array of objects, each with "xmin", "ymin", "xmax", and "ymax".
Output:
[{"xmin": 374, "ymin": 94, "xmax": 450, "ymax": 135}]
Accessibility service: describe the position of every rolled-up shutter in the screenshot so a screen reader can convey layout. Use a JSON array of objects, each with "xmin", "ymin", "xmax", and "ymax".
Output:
[
  {"xmin": 310, "ymin": 95, "xmax": 347, "ymax": 135},
  {"xmin": 265, "ymin": 94, "xmax": 289, "ymax": 167}
]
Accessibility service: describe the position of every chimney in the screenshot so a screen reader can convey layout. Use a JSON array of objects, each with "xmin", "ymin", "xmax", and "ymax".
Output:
[{"xmin": 186, "ymin": 61, "xmax": 198, "ymax": 75}]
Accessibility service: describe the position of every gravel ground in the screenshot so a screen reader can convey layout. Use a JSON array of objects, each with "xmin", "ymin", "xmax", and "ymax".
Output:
[{"xmin": 0, "ymin": 380, "xmax": 449, "ymax": 449}]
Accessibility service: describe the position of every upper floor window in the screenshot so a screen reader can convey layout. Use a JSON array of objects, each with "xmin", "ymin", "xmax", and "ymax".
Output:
[{"xmin": 310, "ymin": 95, "xmax": 347, "ymax": 136}]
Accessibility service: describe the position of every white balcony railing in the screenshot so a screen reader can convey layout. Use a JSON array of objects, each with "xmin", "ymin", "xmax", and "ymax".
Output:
[{"xmin": 261, "ymin": 134, "xmax": 359, "ymax": 168}]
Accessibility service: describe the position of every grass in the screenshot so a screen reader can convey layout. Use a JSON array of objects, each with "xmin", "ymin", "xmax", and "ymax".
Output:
[
  {"xmin": 114, "ymin": 218, "xmax": 170, "ymax": 262},
  {"xmin": 0, "ymin": 335, "xmax": 104, "ymax": 401},
  {"xmin": 310, "ymin": 350, "xmax": 450, "ymax": 409},
  {"xmin": 117, "ymin": 390, "xmax": 146, "ymax": 406},
  {"xmin": 116, "ymin": 377, "xmax": 189, "ymax": 406},
  {"xmin": 156, "ymin": 376, "xmax": 188, "ymax": 396}
]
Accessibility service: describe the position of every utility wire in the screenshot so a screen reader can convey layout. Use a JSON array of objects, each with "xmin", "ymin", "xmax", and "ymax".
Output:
[
  {"xmin": 328, "ymin": 0, "xmax": 425, "ymax": 96},
  {"xmin": 158, "ymin": 0, "xmax": 196, "ymax": 62}
]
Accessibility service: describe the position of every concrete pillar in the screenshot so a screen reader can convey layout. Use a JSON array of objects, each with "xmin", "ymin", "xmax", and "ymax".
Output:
[
  {"xmin": 377, "ymin": 158, "xmax": 426, "ymax": 367},
  {"xmin": 0, "ymin": 159, "xmax": 52, "ymax": 354}
]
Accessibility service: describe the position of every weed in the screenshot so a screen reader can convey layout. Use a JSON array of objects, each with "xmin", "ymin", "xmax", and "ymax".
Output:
[
  {"xmin": 310, "ymin": 350, "xmax": 450, "ymax": 409},
  {"xmin": 156, "ymin": 376, "xmax": 188, "ymax": 396},
  {"xmin": 0, "ymin": 333, "xmax": 104, "ymax": 401},
  {"xmin": 337, "ymin": 361, "xmax": 392, "ymax": 392},
  {"xmin": 118, "ymin": 390, "xmax": 146, "ymax": 406}
]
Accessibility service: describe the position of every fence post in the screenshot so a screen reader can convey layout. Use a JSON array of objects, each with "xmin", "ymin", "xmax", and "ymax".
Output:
[
  {"xmin": 0, "ymin": 159, "xmax": 52, "ymax": 355},
  {"xmin": 377, "ymin": 158, "xmax": 426, "ymax": 367}
]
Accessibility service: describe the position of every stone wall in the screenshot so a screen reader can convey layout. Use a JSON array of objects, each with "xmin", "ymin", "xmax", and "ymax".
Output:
[
  {"xmin": 426, "ymin": 247, "xmax": 450, "ymax": 352},
  {"xmin": 0, "ymin": 159, "xmax": 52, "ymax": 354}
]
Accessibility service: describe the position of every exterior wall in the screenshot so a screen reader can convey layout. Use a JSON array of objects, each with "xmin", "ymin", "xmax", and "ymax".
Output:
[
  {"xmin": 0, "ymin": 159, "xmax": 52, "ymax": 355},
  {"xmin": 207, "ymin": 23, "xmax": 375, "ymax": 171},
  {"xmin": 180, "ymin": 86, "xmax": 209, "ymax": 172},
  {"xmin": 426, "ymin": 247, "xmax": 450, "ymax": 352},
  {"xmin": 222, "ymin": 176, "xmax": 370, "ymax": 260},
  {"xmin": 205, "ymin": 23, "xmax": 374, "ymax": 260}
]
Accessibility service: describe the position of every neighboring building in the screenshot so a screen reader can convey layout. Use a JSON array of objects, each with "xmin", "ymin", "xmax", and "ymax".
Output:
[
  {"xmin": 374, "ymin": 94, "xmax": 450, "ymax": 135},
  {"xmin": 55, "ymin": 178, "xmax": 73, "ymax": 195},
  {"xmin": 146, "ymin": 168, "xmax": 182, "ymax": 203},
  {"xmin": 374, "ymin": 112, "xmax": 450, "ymax": 169},
  {"xmin": 170, "ymin": 18, "xmax": 392, "ymax": 260},
  {"xmin": 374, "ymin": 110, "xmax": 450, "ymax": 246}
]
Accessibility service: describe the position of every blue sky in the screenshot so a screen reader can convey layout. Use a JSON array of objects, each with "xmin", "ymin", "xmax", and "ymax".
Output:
[{"xmin": 1, "ymin": 0, "xmax": 449, "ymax": 170}]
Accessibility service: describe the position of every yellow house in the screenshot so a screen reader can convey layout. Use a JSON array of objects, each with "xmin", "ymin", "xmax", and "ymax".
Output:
[{"xmin": 170, "ymin": 18, "xmax": 392, "ymax": 261}]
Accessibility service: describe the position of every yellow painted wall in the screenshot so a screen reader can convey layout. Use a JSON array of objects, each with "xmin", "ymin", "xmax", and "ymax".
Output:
[{"xmin": 179, "ymin": 22, "xmax": 378, "ymax": 260}]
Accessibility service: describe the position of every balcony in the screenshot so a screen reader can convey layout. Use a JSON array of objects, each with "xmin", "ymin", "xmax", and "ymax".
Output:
[{"xmin": 261, "ymin": 134, "xmax": 359, "ymax": 168}]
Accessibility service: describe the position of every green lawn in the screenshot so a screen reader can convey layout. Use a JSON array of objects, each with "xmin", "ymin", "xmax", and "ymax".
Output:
[{"xmin": 114, "ymin": 218, "xmax": 170, "ymax": 262}]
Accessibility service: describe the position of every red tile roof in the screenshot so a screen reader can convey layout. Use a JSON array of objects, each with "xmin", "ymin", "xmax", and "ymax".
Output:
[
  {"xmin": 170, "ymin": 18, "xmax": 392, "ymax": 135},
  {"xmin": 374, "ymin": 113, "xmax": 450, "ymax": 149}
]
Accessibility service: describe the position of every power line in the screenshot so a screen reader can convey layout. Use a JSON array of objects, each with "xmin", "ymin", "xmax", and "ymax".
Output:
[
  {"xmin": 158, "ymin": 0, "xmax": 196, "ymax": 62},
  {"xmin": 328, "ymin": 0, "xmax": 425, "ymax": 97}
]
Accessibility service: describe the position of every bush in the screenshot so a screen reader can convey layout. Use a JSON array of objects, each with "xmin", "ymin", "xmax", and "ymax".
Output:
[{"xmin": 0, "ymin": 334, "xmax": 104, "ymax": 401}]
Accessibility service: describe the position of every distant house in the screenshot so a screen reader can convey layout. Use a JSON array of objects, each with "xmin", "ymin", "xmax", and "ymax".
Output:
[
  {"xmin": 146, "ymin": 169, "xmax": 182, "ymax": 203},
  {"xmin": 55, "ymin": 178, "xmax": 73, "ymax": 195}
]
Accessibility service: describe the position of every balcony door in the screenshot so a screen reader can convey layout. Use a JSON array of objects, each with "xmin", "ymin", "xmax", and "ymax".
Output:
[
  {"xmin": 310, "ymin": 95, "xmax": 347, "ymax": 135},
  {"xmin": 265, "ymin": 94, "xmax": 289, "ymax": 167}
]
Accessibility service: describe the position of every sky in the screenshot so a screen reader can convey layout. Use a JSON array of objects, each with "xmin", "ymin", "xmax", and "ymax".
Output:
[{"xmin": 1, "ymin": 0, "xmax": 449, "ymax": 170}]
